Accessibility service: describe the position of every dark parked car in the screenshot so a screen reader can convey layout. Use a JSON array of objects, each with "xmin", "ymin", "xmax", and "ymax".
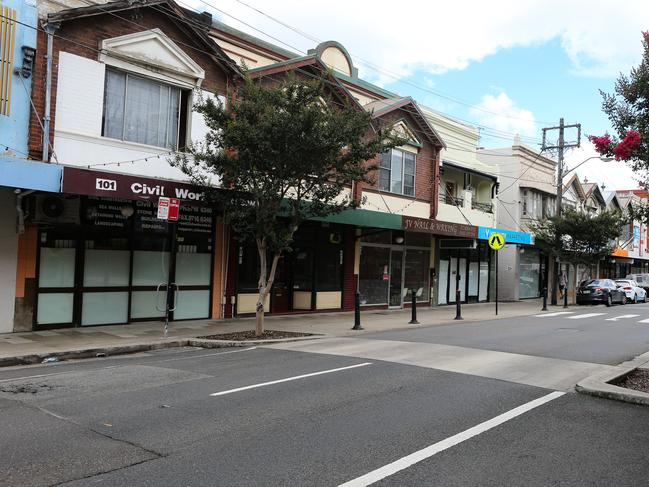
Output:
[{"xmin": 576, "ymin": 279, "xmax": 626, "ymax": 307}]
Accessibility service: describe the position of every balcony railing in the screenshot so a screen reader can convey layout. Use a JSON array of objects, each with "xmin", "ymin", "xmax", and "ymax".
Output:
[
  {"xmin": 471, "ymin": 201, "xmax": 493, "ymax": 213},
  {"xmin": 439, "ymin": 193, "xmax": 464, "ymax": 207}
]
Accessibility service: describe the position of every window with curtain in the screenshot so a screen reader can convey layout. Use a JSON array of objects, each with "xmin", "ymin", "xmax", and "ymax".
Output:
[
  {"xmin": 103, "ymin": 70, "xmax": 182, "ymax": 149},
  {"xmin": 379, "ymin": 149, "xmax": 416, "ymax": 196}
]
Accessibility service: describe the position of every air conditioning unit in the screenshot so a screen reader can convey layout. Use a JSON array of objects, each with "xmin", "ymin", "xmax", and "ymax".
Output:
[{"xmin": 32, "ymin": 195, "xmax": 80, "ymax": 225}]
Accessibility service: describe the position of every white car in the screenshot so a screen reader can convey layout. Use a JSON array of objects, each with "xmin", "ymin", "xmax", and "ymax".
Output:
[{"xmin": 615, "ymin": 279, "xmax": 647, "ymax": 303}]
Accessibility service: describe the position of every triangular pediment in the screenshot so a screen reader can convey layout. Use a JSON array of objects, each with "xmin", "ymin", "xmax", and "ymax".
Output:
[
  {"xmin": 391, "ymin": 120, "xmax": 421, "ymax": 147},
  {"xmin": 101, "ymin": 29, "xmax": 205, "ymax": 80}
]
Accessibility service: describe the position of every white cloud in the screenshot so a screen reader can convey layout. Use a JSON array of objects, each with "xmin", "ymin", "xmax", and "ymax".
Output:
[
  {"xmin": 565, "ymin": 142, "xmax": 641, "ymax": 191},
  {"xmin": 190, "ymin": 0, "xmax": 648, "ymax": 82},
  {"xmin": 469, "ymin": 92, "xmax": 536, "ymax": 137}
]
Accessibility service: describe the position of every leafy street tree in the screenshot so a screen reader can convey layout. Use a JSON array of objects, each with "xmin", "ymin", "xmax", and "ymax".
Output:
[
  {"xmin": 530, "ymin": 210, "xmax": 626, "ymax": 298},
  {"xmin": 175, "ymin": 73, "xmax": 401, "ymax": 336},
  {"xmin": 590, "ymin": 31, "xmax": 646, "ymax": 214}
]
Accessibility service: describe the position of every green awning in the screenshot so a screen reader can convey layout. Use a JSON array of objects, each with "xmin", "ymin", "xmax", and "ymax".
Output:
[{"xmin": 311, "ymin": 208, "xmax": 402, "ymax": 230}]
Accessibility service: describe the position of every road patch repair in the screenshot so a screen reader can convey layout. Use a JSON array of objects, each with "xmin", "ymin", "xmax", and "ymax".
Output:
[{"xmin": 577, "ymin": 350, "xmax": 649, "ymax": 406}]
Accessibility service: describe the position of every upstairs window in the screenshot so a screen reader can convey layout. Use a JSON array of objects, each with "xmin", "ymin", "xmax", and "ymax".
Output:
[
  {"xmin": 379, "ymin": 148, "xmax": 416, "ymax": 196},
  {"xmin": 102, "ymin": 69, "xmax": 182, "ymax": 149}
]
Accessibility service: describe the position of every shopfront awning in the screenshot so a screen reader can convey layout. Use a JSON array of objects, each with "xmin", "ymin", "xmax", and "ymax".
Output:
[
  {"xmin": 314, "ymin": 208, "xmax": 403, "ymax": 230},
  {"xmin": 0, "ymin": 156, "xmax": 62, "ymax": 193}
]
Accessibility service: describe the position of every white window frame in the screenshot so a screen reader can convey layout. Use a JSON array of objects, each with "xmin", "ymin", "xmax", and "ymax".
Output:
[
  {"xmin": 102, "ymin": 68, "xmax": 184, "ymax": 150},
  {"xmin": 379, "ymin": 148, "xmax": 416, "ymax": 197}
]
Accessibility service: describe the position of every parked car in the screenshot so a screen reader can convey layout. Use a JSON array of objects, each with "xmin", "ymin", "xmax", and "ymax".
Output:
[
  {"xmin": 625, "ymin": 274, "xmax": 649, "ymax": 292},
  {"xmin": 576, "ymin": 279, "xmax": 626, "ymax": 307},
  {"xmin": 615, "ymin": 279, "xmax": 648, "ymax": 303}
]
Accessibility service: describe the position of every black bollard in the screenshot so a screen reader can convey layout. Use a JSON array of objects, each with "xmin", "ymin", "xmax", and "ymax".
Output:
[
  {"xmin": 409, "ymin": 289, "xmax": 419, "ymax": 324},
  {"xmin": 563, "ymin": 289, "xmax": 568, "ymax": 309},
  {"xmin": 352, "ymin": 292, "xmax": 363, "ymax": 330},
  {"xmin": 542, "ymin": 287, "xmax": 548, "ymax": 311},
  {"xmin": 454, "ymin": 289, "xmax": 463, "ymax": 320}
]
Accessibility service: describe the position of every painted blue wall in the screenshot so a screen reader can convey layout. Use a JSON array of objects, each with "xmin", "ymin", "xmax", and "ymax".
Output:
[{"xmin": 0, "ymin": 0, "xmax": 37, "ymax": 157}]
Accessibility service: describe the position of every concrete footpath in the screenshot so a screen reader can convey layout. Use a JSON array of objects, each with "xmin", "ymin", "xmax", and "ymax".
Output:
[{"xmin": 0, "ymin": 300, "xmax": 545, "ymax": 365}]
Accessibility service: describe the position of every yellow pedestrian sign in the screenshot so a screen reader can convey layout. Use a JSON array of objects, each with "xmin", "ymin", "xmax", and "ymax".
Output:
[{"xmin": 488, "ymin": 232, "xmax": 506, "ymax": 250}]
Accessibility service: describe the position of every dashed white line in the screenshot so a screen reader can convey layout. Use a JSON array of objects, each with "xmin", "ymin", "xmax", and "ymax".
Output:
[
  {"xmin": 533, "ymin": 312, "xmax": 575, "ymax": 317},
  {"xmin": 210, "ymin": 362, "xmax": 372, "ymax": 397},
  {"xmin": 567, "ymin": 313, "xmax": 606, "ymax": 320},
  {"xmin": 637, "ymin": 318, "xmax": 649, "ymax": 324},
  {"xmin": 605, "ymin": 314, "xmax": 640, "ymax": 322},
  {"xmin": 338, "ymin": 391, "xmax": 566, "ymax": 487}
]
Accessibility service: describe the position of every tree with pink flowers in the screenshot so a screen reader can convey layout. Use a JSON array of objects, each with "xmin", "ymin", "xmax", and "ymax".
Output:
[{"xmin": 590, "ymin": 32, "xmax": 648, "ymax": 170}]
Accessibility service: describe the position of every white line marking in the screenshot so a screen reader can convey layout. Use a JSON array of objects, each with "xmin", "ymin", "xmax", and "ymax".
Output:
[
  {"xmin": 210, "ymin": 362, "xmax": 372, "ymax": 397},
  {"xmin": 533, "ymin": 312, "xmax": 575, "ymax": 317},
  {"xmin": 637, "ymin": 319, "xmax": 649, "ymax": 323},
  {"xmin": 567, "ymin": 313, "xmax": 606, "ymax": 320},
  {"xmin": 606, "ymin": 314, "xmax": 640, "ymax": 322},
  {"xmin": 338, "ymin": 391, "xmax": 565, "ymax": 487}
]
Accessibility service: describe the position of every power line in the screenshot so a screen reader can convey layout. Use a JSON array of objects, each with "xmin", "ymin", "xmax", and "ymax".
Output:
[{"xmin": 219, "ymin": 0, "xmax": 555, "ymax": 128}]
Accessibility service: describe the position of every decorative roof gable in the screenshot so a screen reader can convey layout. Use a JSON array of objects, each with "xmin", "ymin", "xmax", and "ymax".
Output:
[{"xmin": 101, "ymin": 29, "xmax": 205, "ymax": 82}]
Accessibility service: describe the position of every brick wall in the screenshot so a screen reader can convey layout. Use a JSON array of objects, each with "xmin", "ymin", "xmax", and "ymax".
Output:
[
  {"xmin": 29, "ymin": 6, "xmax": 232, "ymax": 160},
  {"xmin": 360, "ymin": 108, "xmax": 441, "ymax": 217}
]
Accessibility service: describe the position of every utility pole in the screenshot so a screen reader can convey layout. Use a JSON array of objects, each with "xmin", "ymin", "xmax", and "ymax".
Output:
[{"xmin": 542, "ymin": 118, "xmax": 581, "ymax": 305}]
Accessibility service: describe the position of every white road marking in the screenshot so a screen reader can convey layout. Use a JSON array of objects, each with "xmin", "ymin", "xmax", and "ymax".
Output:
[
  {"xmin": 605, "ymin": 314, "xmax": 640, "ymax": 322},
  {"xmin": 637, "ymin": 319, "xmax": 649, "ymax": 323},
  {"xmin": 567, "ymin": 313, "xmax": 606, "ymax": 320},
  {"xmin": 533, "ymin": 312, "xmax": 575, "ymax": 317},
  {"xmin": 210, "ymin": 362, "xmax": 372, "ymax": 397},
  {"xmin": 338, "ymin": 391, "xmax": 565, "ymax": 487}
]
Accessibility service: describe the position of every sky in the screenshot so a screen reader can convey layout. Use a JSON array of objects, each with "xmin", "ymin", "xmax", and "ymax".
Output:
[{"xmin": 183, "ymin": 0, "xmax": 648, "ymax": 191}]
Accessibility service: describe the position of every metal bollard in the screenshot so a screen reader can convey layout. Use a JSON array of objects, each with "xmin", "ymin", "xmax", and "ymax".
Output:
[
  {"xmin": 563, "ymin": 289, "xmax": 568, "ymax": 309},
  {"xmin": 352, "ymin": 292, "xmax": 363, "ymax": 330},
  {"xmin": 454, "ymin": 289, "xmax": 463, "ymax": 320},
  {"xmin": 542, "ymin": 287, "xmax": 548, "ymax": 311},
  {"xmin": 409, "ymin": 290, "xmax": 420, "ymax": 324}
]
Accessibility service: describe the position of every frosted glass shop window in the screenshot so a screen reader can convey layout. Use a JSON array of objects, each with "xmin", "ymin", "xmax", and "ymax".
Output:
[
  {"xmin": 81, "ymin": 292, "xmax": 129, "ymax": 326},
  {"xmin": 174, "ymin": 290, "xmax": 210, "ymax": 320},
  {"xmin": 175, "ymin": 253, "xmax": 211, "ymax": 286},
  {"xmin": 83, "ymin": 250, "xmax": 130, "ymax": 287},
  {"xmin": 37, "ymin": 293, "xmax": 74, "ymax": 324},
  {"xmin": 39, "ymin": 248, "xmax": 76, "ymax": 288},
  {"xmin": 132, "ymin": 251, "xmax": 170, "ymax": 286}
]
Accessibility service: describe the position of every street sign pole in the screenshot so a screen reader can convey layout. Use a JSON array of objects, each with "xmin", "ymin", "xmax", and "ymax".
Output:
[
  {"xmin": 495, "ymin": 249, "xmax": 498, "ymax": 316},
  {"xmin": 488, "ymin": 233, "xmax": 506, "ymax": 316}
]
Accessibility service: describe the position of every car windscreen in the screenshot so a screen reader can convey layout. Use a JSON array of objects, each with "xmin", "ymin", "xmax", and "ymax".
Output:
[
  {"xmin": 582, "ymin": 279, "xmax": 602, "ymax": 287},
  {"xmin": 616, "ymin": 281, "xmax": 631, "ymax": 286}
]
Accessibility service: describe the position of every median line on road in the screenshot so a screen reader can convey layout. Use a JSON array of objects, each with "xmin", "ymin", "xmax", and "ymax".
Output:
[
  {"xmin": 338, "ymin": 391, "xmax": 565, "ymax": 487},
  {"xmin": 209, "ymin": 362, "xmax": 372, "ymax": 397}
]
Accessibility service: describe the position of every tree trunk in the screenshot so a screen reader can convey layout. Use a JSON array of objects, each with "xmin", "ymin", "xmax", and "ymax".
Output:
[{"xmin": 254, "ymin": 241, "xmax": 281, "ymax": 337}]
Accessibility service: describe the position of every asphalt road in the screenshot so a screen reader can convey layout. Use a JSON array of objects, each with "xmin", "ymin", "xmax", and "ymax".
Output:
[{"xmin": 2, "ymin": 306, "xmax": 649, "ymax": 486}]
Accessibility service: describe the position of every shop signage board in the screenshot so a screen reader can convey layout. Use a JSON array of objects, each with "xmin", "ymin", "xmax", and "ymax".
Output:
[
  {"xmin": 62, "ymin": 166, "xmax": 206, "ymax": 202},
  {"xmin": 402, "ymin": 216, "xmax": 477, "ymax": 238},
  {"xmin": 478, "ymin": 226, "xmax": 534, "ymax": 246}
]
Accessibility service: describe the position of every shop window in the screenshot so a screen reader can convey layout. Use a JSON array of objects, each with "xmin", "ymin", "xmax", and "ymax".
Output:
[
  {"xmin": 404, "ymin": 249, "xmax": 430, "ymax": 301},
  {"xmin": 237, "ymin": 240, "xmax": 261, "ymax": 293},
  {"xmin": 379, "ymin": 149, "xmax": 416, "ymax": 196},
  {"xmin": 359, "ymin": 246, "xmax": 390, "ymax": 304},
  {"xmin": 103, "ymin": 69, "xmax": 183, "ymax": 149},
  {"xmin": 519, "ymin": 247, "xmax": 541, "ymax": 298},
  {"xmin": 316, "ymin": 231, "xmax": 343, "ymax": 292}
]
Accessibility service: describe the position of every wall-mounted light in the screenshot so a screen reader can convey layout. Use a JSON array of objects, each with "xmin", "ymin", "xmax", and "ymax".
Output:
[
  {"xmin": 395, "ymin": 236, "xmax": 404, "ymax": 244},
  {"xmin": 120, "ymin": 205, "xmax": 134, "ymax": 218}
]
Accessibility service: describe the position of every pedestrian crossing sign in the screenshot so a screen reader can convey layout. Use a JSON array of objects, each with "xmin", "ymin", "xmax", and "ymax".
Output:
[{"xmin": 488, "ymin": 233, "xmax": 506, "ymax": 250}]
